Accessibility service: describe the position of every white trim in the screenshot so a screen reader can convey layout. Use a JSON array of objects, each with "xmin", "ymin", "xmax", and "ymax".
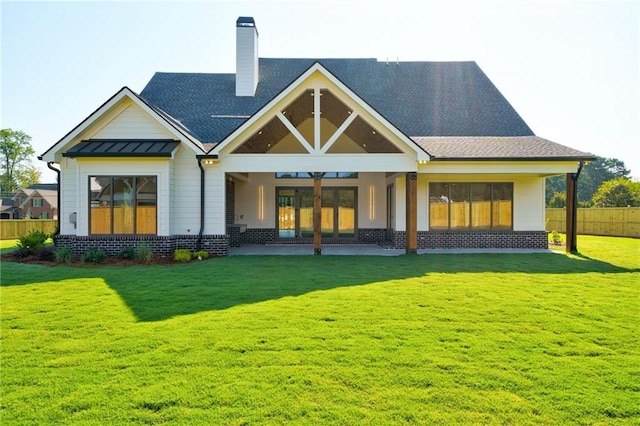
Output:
[
  {"xmin": 212, "ymin": 63, "xmax": 429, "ymax": 160},
  {"xmin": 41, "ymin": 87, "xmax": 205, "ymax": 162},
  {"xmin": 276, "ymin": 112, "xmax": 314, "ymax": 153},
  {"xmin": 313, "ymin": 87, "xmax": 321, "ymax": 150},
  {"xmin": 320, "ymin": 111, "xmax": 359, "ymax": 154}
]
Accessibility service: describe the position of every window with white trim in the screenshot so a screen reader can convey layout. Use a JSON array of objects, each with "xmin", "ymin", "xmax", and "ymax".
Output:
[{"xmin": 429, "ymin": 183, "xmax": 513, "ymax": 230}]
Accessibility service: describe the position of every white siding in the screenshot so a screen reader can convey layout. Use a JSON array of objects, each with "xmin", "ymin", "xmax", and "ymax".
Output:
[
  {"xmin": 169, "ymin": 146, "xmax": 201, "ymax": 235},
  {"xmin": 235, "ymin": 173, "xmax": 274, "ymax": 228},
  {"xmin": 59, "ymin": 158, "xmax": 79, "ymax": 235},
  {"xmin": 357, "ymin": 173, "xmax": 386, "ymax": 229},
  {"xmin": 513, "ymin": 177, "xmax": 545, "ymax": 231},
  {"xmin": 394, "ymin": 175, "xmax": 407, "ymax": 232},
  {"xmin": 92, "ymin": 104, "xmax": 173, "ymax": 139},
  {"xmin": 204, "ymin": 165, "xmax": 226, "ymax": 234},
  {"xmin": 420, "ymin": 174, "xmax": 546, "ymax": 231}
]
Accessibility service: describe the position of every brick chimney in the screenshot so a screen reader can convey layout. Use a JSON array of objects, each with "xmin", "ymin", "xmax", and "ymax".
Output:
[{"xmin": 236, "ymin": 17, "xmax": 259, "ymax": 97}]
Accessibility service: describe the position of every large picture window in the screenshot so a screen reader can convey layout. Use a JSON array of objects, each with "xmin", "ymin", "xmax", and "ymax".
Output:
[
  {"xmin": 429, "ymin": 183, "xmax": 513, "ymax": 230},
  {"xmin": 90, "ymin": 176, "xmax": 157, "ymax": 235}
]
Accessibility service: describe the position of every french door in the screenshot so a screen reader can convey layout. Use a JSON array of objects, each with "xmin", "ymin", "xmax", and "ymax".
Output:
[{"xmin": 277, "ymin": 187, "xmax": 356, "ymax": 239}]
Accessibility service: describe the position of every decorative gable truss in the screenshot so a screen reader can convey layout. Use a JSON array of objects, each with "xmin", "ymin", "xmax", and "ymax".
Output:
[{"xmin": 213, "ymin": 63, "xmax": 430, "ymax": 171}]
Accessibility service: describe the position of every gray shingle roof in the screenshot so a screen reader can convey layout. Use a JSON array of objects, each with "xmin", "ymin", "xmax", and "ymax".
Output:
[
  {"xmin": 413, "ymin": 136, "xmax": 594, "ymax": 160},
  {"xmin": 140, "ymin": 58, "xmax": 535, "ymax": 145},
  {"xmin": 26, "ymin": 183, "xmax": 58, "ymax": 191}
]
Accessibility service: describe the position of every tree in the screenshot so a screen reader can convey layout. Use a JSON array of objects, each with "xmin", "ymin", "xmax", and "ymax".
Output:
[
  {"xmin": 591, "ymin": 178, "xmax": 640, "ymax": 207},
  {"xmin": 548, "ymin": 192, "xmax": 566, "ymax": 208},
  {"xmin": 0, "ymin": 128, "xmax": 37, "ymax": 194},
  {"xmin": 545, "ymin": 156, "xmax": 631, "ymax": 206}
]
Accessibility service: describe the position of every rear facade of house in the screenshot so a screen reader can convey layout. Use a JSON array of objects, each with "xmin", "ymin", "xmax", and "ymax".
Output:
[{"xmin": 40, "ymin": 17, "xmax": 592, "ymax": 256}]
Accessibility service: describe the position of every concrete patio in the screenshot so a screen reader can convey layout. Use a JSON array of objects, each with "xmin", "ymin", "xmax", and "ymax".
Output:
[{"xmin": 229, "ymin": 245, "xmax": 554, "ymax": 256}]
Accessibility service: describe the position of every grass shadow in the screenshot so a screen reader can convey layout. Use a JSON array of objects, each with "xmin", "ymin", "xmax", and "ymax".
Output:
[{"xmin": 2, "ymin": 252, "xmax": 637, "ymax": 322}]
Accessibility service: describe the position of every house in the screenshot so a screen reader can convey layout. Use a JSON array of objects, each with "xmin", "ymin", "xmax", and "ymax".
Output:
[
  {"xmin": 39, "ymin": 17, "xmax": 593, "ymax": 256},
  {"xmin": 7, "ymin": 184, "xmax": 58, "ymax": 220},
  {"xmin": 1, "ymin": 197, "xmax": 17, "ymax": 219}
]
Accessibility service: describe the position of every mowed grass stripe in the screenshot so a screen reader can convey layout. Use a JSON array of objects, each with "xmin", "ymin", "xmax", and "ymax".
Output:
[{"xmin": 1, "ymin": 235, "xmax": 638, "ymax": 424}]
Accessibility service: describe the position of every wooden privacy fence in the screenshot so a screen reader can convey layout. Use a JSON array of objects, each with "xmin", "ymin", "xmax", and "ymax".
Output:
[
  {"xmin": 0, "ymin": 220, "xmax": 58, "ymax": 240},
  {"xmin": 546, "ymin": 208, "xmax": 640, "ymax": 238}
]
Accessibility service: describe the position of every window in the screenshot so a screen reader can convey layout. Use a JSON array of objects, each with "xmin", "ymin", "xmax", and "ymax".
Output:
[
  {"xmin": 429, "ymin": 183, "xmax": 513, "ymax": 230},
  {"xmin": 41, "ymin": 212, "xmax": 49, "ymax": 219},
  {"xmin": 32, "ymin": 198, "xmax": 43, "ymax": 207},
  {"xmin": 275, "ymin": 172, "xmax": 358, "ymax": 179},
  {"xmin": 89, "ymin": 176, "xmax": 157, "ymax": 235}
]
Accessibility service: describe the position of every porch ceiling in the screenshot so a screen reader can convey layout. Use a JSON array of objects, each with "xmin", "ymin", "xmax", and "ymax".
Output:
[{"xmin": 233, "ymin": 88, "xmax": 403, "ymax": 154}]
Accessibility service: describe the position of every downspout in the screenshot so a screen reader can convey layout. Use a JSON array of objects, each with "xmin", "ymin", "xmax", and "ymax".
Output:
[
  {"xmin": 46, "ymin": 162, "xmax": 61, "ymax": 236},
  {"xmin": 568, "ymin": 160, "xmax": 585, "ymax": 253},
  {"xmin": 197, "ymin": 158, "xmax": 205, "ymax": 251}
]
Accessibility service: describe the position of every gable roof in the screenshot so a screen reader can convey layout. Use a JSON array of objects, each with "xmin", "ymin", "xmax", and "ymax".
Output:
[
  {"xmin": 39, "ymin": 87, "xmax": 206, "ymax": 162},
  {"xmin": 140, "ymin": 59, "xmax": 534, "ymax": 146},
  {"xmin": 24, "ymin": 189, "xmax": 58, "ymax": 209},
  {"xmin": 26, "ymin": 183, "xmax": 58, "ymax": 191},
  {"xmin": 210, "ymin": 62, "xmax": 427, "ymax": 158}
]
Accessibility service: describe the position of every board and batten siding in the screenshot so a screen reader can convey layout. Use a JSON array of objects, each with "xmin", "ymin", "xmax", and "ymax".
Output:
[{"xmin": 92, "ymin": 104, "xmax": 174, "ymax": 139}]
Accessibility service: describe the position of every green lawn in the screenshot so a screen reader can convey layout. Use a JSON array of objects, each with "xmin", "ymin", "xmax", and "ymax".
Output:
[{"xmin": 1, "ymin": 236, "xmax": 638, "ymax": 424}]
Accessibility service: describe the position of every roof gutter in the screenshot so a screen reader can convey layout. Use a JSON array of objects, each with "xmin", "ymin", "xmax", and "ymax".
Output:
[{"xmin": 46, "ymin": 162, "xmax": 61, "ymax": 236}]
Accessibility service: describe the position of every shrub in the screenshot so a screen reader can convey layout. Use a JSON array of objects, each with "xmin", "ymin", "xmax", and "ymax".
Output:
[
  {"xmin": 54, "ymin": 246, "xmax": 73, "ymax": 264},
  {"xmin": 136, "ymin": 243, "xmax": 154, "ymax": 264},
  {"xmin": 118, "ymin": 246, "xmax": 136, "ymax": 260},
  {"xmin": 81, "ymin": 247, "xmax": 108, "ymax": 264},
  {"xmin": 173, "ymin": 249, "xmax": 192, "ymax": 263},
  {"xmin": 550, "ymin": 230, "xmax": 563, "ymax": 245},
  {"xmin": 37, "ymin": 247, "xmax": 56, "ymax": 262},
  {"xmin": 16, "ymin": 230, "xmax": 49, "ymax": 251},
  {"xmin": 13, "ymin": 248, "xmax": 34, "ymax": 258},
  {"xmin": 193, "ymin": 250, "xmax": 209, "ymax": 260}
]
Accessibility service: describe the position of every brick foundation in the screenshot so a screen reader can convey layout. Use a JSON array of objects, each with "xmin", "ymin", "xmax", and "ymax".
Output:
[
  {"xmin": 243, "ymin": 228, "xmax": 277, "ymax": 244},
  {"xmin": 54, "ymin": 234, "xmax": 229, "ymax": 257},
  {"xmin": 357, "ymin": 228, "xmax": 387, "ymax": 244},
  {"xmin": 244, "ymin": 228, "xmax": 389, "ymax": 245},
  {"xmin": 394, "ymin": 230, "xmax": 548, "ymax": 249}
]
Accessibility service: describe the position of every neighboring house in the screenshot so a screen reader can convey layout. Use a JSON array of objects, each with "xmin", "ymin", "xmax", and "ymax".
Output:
[
  {"xmin": 39, "ymin": 17, "xmax": 593, "ymax": 256},
  {"xmin": 1, "ymin": 196, "xmax": 17, "ymax": 219},
  {"xmin": 10, "ymin": 184, "xmax": 58, "ymax": 219}
]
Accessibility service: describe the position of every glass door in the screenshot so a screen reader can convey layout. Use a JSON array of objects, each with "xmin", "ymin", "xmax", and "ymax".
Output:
[
  {"xmin": 337, "ymin": 189, "xmax": 355, "ymax": 237},
  {"xmin": 277, "ymin": 189, "xmax": 296, "ymax": 238},
  {"xmin": 277, "ymin": 187, "xmax": 357, "ymax": 239}
]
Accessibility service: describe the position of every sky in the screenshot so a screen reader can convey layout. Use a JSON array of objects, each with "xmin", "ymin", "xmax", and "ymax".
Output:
[{"xmin": 1, "ymin": 0, "xmax": 638, "ymax": 183}]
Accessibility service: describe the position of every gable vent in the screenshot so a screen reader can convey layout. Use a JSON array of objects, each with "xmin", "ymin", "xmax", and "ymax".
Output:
[{"xmin": 236, "ymin": 16, "xmax": 259, "ymax": 97}]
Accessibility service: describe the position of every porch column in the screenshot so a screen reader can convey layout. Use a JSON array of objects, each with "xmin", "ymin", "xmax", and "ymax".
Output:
[
  {"xmin": 566, "ymin": 172, "xmax": 578, "ymax": 253},
  {"xmin": 405, "ymin": 172, "xmax": 417, "ymax": 254},
  {"xmin": 313, "ymin": 172, "xmax": 322, "ymax": 255},
  {"xmin": 566, "ymin": 161, "xmax": 585, "ymax": 253}
]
